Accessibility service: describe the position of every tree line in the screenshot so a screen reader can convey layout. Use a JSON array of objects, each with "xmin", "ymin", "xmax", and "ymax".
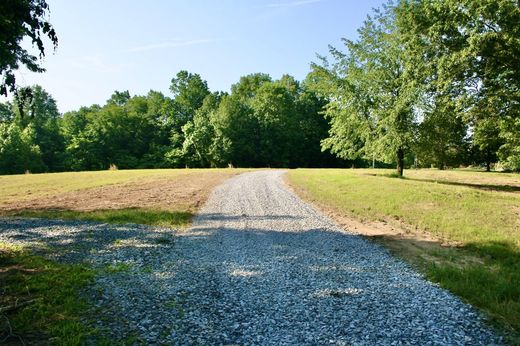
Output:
[
  {"xmin": 0, "ymin": 72, "xmax": 342, "ymax": 173},
  {"xmin": 0, "ymin": 0, "xmax": 518, "ymax": 175}
]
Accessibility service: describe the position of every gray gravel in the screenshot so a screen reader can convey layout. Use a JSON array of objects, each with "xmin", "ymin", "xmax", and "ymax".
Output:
[{"xmin": 0, "ymin": 170, "xmax": 501, "ymax": 345}]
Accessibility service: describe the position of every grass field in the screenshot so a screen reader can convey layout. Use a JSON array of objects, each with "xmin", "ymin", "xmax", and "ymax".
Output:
[
  {"xmin": 0, "ymin": 168, "xmax": 244, "ymax": 228},
  {"xmin": 287, "ymin": 168, "xmax": 520, "ymax": 341},
  {"xmin": 0, "ymin": 168, "xmax": 243, "ymax": 343}
]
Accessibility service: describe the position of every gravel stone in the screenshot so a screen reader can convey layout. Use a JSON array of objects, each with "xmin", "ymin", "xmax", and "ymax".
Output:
[{"xmin": 0, "ymin": 170, "xmax": 502, "ymax": 345}]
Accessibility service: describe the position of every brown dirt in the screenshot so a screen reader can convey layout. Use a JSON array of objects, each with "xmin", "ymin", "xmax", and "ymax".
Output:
[{"xmin": 0, "ymin": 171, "xmax": 237, "ymax": 214}]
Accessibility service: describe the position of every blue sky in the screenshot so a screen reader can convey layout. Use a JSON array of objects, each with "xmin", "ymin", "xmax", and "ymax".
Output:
[{"xmin": 13, "ymin": 0, "xmax": 386, "ymax": 112}]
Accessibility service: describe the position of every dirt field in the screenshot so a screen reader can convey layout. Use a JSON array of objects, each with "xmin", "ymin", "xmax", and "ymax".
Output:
[{"xmin": 0, "ymin": 169, "xmax": 241, "ymax": 214}]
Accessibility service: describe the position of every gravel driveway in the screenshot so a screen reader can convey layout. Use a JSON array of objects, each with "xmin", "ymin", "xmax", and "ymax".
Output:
[{"xmin": 0, "ymin": 170, "xmax": 500, "ymax": 345}]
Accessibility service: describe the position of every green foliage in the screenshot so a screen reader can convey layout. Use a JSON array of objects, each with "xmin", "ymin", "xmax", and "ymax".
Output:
[
  {"xmin": 0, "ymin": 243, "xmax": 96, "ymax": 345},
  {"xmin": 0, "ymin": 102, "xmax": 14, "ymax": 122},
  {"xmin": 0, "ymin": 0, "xmax": 58, "ymax": 96},
  {"xmin": 306, "ymin": 0, "xmax": 519, "ymax": 173},
  {"xmin": 170, "ymin": 70, "xmax": 210, "ymax": 126},
  {"xmin": 309, "ymin": 3, "xmax": 419, "ymax": 176},
  {"xmin": 65, "ymin": 96, "xmax": 168, "ymax": 170},
  {"xmin": 0, "ymin": 121, "xmax": 45, "ymax": 173},
  {"xmin": 13, "ymin": 85, "xmax": 66, "ymax": 171},
  {"xmin": 396, "ymin": 0, "xmax": 520, "ymax": 170},
  {"xmin": 415, "ymin": 97, "xmax": 469, "ymax": 169},
  {"xmin": 250, "ymin": 82, "xmax": 298, "ymax": 167},
  {"xmin": 1, "ymin": 1, "xmax": 518, "ymax": 173},
  {"xmin": 181, "ymin": 92, "xmax": 223, "ymax": 167},
  {"xmin": 106, "ymin": 90, "xmax": 130, "ymax": 106}
]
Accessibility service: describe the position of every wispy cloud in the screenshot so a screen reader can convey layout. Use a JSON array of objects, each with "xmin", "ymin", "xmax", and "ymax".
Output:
[
  {"xmin": 69, "ymin": 55, "xmax": 132, "ymax": 73},
  {"xmin": 264, "ymin": 0, "xmax": 323, "ymax": 9},
  {"xmin": 127, "ymin": 38, "xmax": 221, "ymax": 53}
]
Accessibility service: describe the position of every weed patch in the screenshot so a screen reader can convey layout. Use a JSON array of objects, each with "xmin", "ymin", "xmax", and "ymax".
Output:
[{"xmin": 0, "ymin": 242, "xmax": 97, "ymax": 345}]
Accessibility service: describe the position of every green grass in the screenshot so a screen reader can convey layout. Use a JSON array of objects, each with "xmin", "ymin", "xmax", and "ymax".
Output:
[
  {"xmin": 104, "ymin": 262, "xmax": 132, "ymax": 274},
  {"xmin": 0, "ymin": 243, "xmax": 98, "ymax": 345},
  {"xmin": 288, "ymin": 169, "xmax": 520, "ymax": 246},
  {"xmin": 287, "ymin": 168, "xmax": 520, "ymax": 340},
  {"xmin": 8, "ymin": 208, "xmax": 194, "ymax": 229}
]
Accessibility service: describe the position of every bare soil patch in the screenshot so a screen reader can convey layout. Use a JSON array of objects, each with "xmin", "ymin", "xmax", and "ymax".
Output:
[{"xmin": 1, "ymin": 171, "xmax": 236, "ymax": 214}]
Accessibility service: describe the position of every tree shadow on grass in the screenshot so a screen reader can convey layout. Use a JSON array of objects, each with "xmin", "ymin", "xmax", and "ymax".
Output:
[
  {"xmin": 403, "ymin": 178, "xmax": 520, "ymax": 193},
  {"xmin": 362, "ymin": 172, "xmax": 520, "ymax": 193}
]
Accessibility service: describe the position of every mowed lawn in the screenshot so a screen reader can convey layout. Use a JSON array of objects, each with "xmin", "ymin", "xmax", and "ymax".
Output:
[
  {"xmin": 0, "ymin": 168, "xmax": 244, "ymax": 228},
  {"xmin": 287, "ymin": 168, "xmax": 520, "ymax": 340}
]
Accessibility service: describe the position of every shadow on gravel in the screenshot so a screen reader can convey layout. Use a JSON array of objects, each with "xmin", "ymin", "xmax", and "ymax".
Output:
[
  {"xmin": 0, "ymin": 214, "xmax": 504, "ymax": 344},
  {"xmin": 160, "ymin": 212, "xmax": 502, "ymax": 344},
  {"xmin": 196, "ymin": 213, "xmax": 302, "ymax": 222},
  {"xmin": 0, "ymin": 218, "xmax": 177, "ymax": 264}
]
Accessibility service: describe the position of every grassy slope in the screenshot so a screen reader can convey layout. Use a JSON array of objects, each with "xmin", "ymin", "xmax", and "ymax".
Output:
[{"xmin": 287, "ymin": 168, "xmax": 520, "ymax": 340}]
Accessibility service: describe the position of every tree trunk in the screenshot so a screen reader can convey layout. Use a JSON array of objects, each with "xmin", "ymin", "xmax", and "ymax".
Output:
[
  {"xmin": 486, "ymin": 148, "xmax": 491, "ymax": 172},
  {"xmin": 396, "ymin": 148, "xmax": 404, "ymax": 177}
]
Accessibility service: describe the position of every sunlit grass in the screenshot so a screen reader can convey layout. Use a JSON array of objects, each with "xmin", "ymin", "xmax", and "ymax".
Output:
[
  {"xmin": 287, "ymin": 168, "xmax": 520, "ymax": 340},
  {"xmin": 288, "ymin": 169, "xmax": 520, "ymax": 246},
  {"xmin": 0, "ymin": 168, "xmax": 242, "ymax": 206}
]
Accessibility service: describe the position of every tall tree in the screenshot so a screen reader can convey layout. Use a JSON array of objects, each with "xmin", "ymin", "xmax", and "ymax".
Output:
[
  {"xmin": 169, "ymin": 70, "xmax": 210, "ymax": 127},
  {"xmin": 0, "ymin": 121, "xmax": 45, "ymax": 173},
  {"xmin": 311, "ymin": 4, "xmax": 418, "ymax": 176},
  {"xmin": 12, "ymin": 85, "xmax": 65, "ymax": 171},
  {"xmin": 250, "ymin": 82, "xmax": 298, "ymax": 167},
  {"xmin": 211, "ymin": 95, "xmax": 257, "ymax": 167},
  {"xmin": 415, "ymin": 96, "xmax": 468, "ymax": 169},
  {"xmin": 230, "ymin": 73, "xmax": 272, "ymax": 101},
  {"xmin": 181, "ymin": 92, "xmax": 224, "ymax": 167},
  {"xmin": 107, "ymin": 90, "xmax": 131, "ymax": 106},
  {"xmin": 396, "ymin": 0, "xmax": 520, "ymax": 170}
]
